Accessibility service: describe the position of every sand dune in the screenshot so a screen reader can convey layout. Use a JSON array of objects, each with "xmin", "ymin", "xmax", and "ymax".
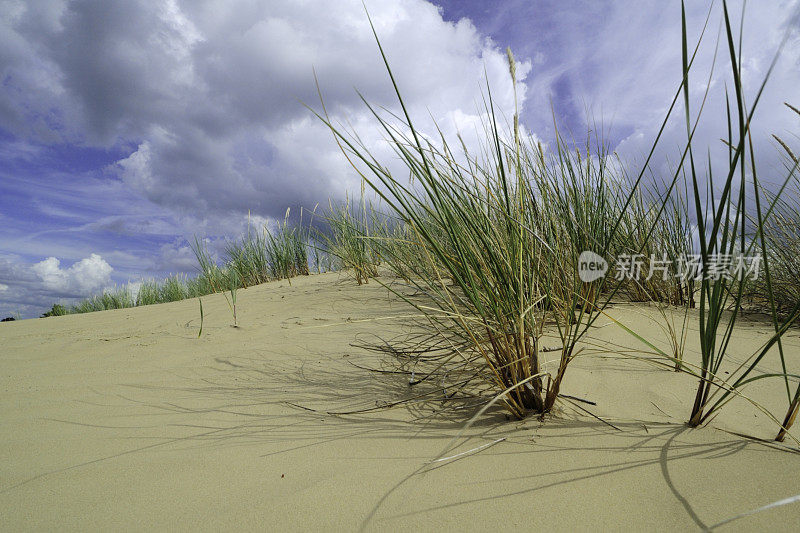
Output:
[{"xmin": 2, "ymin": 273, "xmax": 799, "ymax": 531}]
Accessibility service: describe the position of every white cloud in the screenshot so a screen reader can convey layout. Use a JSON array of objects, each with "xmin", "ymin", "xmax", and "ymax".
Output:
[
  {"xmin": 1, "ymin": 0, "xmax": 529, "ymax": 228},
  {"xmin": 0, "ymin": 283, "xmax": 8, "ymax": 291},
  {"xmin": 0, "ymin": 253, "xmax": 113, "ymax": 318},
  {"xmin": 31, "ymin": 253, "xmax": 113, "ymax": 296}
]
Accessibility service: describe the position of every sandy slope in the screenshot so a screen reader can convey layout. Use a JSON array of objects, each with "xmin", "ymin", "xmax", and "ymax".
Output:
[{"xmin": 1, "ymin": 272, "xmax": 799, "ymax": 531}]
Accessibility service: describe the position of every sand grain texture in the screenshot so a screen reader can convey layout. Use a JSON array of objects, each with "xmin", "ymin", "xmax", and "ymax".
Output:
[{"xmin": 2, "ymin": 273, "xmax": 799, "ymax": 531}]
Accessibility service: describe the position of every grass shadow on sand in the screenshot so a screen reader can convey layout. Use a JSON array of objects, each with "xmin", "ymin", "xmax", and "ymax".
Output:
[{"xmin": 112, "ymin": 342, "xmax": 800, "ymax": 530}]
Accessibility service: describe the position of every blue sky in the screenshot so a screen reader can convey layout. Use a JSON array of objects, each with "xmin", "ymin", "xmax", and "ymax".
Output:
[{"xmin": 1, "ymin": 0, "xmax": 799, "ymax": 318}]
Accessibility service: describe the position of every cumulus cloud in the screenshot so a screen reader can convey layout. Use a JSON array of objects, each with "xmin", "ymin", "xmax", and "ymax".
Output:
[
  {"xmin": 0, "ymin": 253, "xmax": 108, "ymax": 318},
  {"xmin": 1, "ymin": 0, "xmax": 528, "ymax": 228},
  {"xmin": 31, "ymin": 253, "xmax": 112, "ymax": 296}
]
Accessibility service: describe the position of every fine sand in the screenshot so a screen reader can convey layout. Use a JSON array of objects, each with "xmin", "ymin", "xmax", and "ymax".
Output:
[{"xmin": 1, "ymin": 272, "xmax": 799, "ymax": 531}]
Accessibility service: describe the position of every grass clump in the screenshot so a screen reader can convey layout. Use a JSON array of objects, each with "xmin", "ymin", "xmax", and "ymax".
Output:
[
  {"xmin": 225, "ymin": 231, "xmax": 272, "ymax": 288},
  {"xmin": 314, "ymin": 19, "xmax": 680, "ymax": 419},
  {"xmin": 134, "ymin": 279, "xmax": 161, "ymax": 306},
  {"xmin": 222, "ymin": 210, "xmax": 313, "ymax": 284},
  {"xmin": 265, "ymin": 209, "xmax": 311, "ymax": 281},
  {"xmin": 136, "ymin": 275, "xmax": 190, "ymax": 305},
  {"xmin": 321, "ymin": 195, "xmax": 382, "ymax": 284},
  {"xmin": 186, "ymin": 275, "xmax": 217, "ymax": 299},
  {"xmin": 191, "ymin": 237, "xmax": 232, "ymax": 293},
  {"xmin": 667, "ymin": 3, "xmax": 800, "ymax": 437},
  {"xmin": 40, "ymin": 304, "xmax": 68, "ymax": 317},
  {"xmin": 159, "ymin": 274, "xmax": 190, "ymax": 302},
  {"xmin": 311, "ymin": 1, "xmax": 800, "ymax": 437},
  {"xmin": 71, "ymin": 286, "xmax": 135, "ymax": 313}
]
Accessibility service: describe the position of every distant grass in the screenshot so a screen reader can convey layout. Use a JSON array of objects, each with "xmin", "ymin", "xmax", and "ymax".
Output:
[
  {"xmin": 747, "ymin": 104, "xmax": 800, "ymax": 318},
  {"xmin": 222, "ymin": 209, "xmax": 312, "ymax": 286},
  {"xmin": 40, "ymin": 304, "xmax": 68, "ymax": 317},
  {"xmin": 225, "ymin": 231, "xmax": 272, "ymax": 288},
  {"xmin": 264, "ymin": 211, "xmax": 311, "ymax": 281},
  {"xmin": 186, "ymin": 274, "xmax": 217, "ymax": 299},
  {"xmin": 134, "ymin": 279, "xmax": 160, "ymax": 306},
  {"xmin": 320, "ymin": 195, "xmax": 382, "ymax": 284},
  {"xmin": 160, "ymin": 274, "xmax": 190, "ymax": 302},
  {"xmin": 134, "ymin": 275, "xmax": 190, "ymax": 306},
  {"xmin": 52, "ymin": 215, "xmax": 319, "ymax": 317},
  {"xmin": 71, "ymin": 286, "xmax": 135, "ymax": 313}
]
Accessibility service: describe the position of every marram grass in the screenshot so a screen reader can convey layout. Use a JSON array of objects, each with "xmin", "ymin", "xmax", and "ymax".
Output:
[
  {"xmin": 312, "ymin": 11, "xmax": 694, "ymax": 419},
  {"xmin": 311, "ymin": 0, "xmax": 800, "ymax": 438}
]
